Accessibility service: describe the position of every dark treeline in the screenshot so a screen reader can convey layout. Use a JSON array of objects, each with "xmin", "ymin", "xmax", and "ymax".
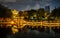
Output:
[
  {"xmin": 0, "ymin": 4, "xmax": 12, "ymax": 18},
  {"xmin": 19, "ymin": 7, "xmax": 60, "ymax": 21},
  {"xmin": 0, "ymin": 4, "xmax": 60, "ymax": 20}
]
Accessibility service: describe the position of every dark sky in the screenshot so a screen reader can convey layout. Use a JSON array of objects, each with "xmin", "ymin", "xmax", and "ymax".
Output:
[{"xmin": 0, "ymin": 0, "xmax": 60, "ymax": 11}]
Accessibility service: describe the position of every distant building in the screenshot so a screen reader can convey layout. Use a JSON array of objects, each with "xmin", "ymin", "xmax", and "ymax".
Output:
[
  {"xmin": 45, "ymin": 5, "xmax": 50, "ymax": 13},
  {"xmin": 44, "ymin": 5, "xmax": 50, "ymax": 20}
]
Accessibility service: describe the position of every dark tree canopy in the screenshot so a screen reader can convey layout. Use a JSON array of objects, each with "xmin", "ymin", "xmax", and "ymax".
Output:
[
  {"xmin": 48, "ymin": 7, "xmax": 60, "ymax": 20},
  {"xmin": 38, "ymin": 8, "xmax": 45, "ymax": 17},
  {"xmin": 18, "ymin": 11, "xmax": 23, "ymax": 16},
  {"xmin": 27, "ymin": 9, "xmax": 37, "ymax": 16},
  {"xmin": 23, "ymin": 8, "xmax": 46, "ymax": 20},
  {"xmin": 27, "ymin": 9, "xmax": 37, "ymax": 19},
  {"xmin": 51, "ymin": 7, "xmax": 60, "ymax": 17},
  {"xmin": 0, "ymin": 4, "xmax": 12, "ymax": 18}
]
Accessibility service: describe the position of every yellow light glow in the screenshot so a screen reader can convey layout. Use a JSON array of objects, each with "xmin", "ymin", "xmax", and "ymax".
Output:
[
  {"xmin": 11, "ymin": 21, "xmax": 14, "ymax": 24},
  {"xmin": 12, "ymin": 9, "xmax": 18, "ymax": 15},
  {"xmin": 13, "ymin": 12, "xmax": 18, "ymax": 15},
  {"xmin": 12, "ymin": 26, "xmax": 18, "ymax": 34}
]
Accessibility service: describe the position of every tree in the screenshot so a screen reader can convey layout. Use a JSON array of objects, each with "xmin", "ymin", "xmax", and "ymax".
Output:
[
  {"xmin": 18, "ymin": 11, "xmax": 23, "ymax": 16},
  {"xmin": 37, "ymin": 8, "xmax": 46, "ymax": 20},
  {"xmin": 51, "ymin": 7, "xmax": 60, "ymax": 17},
  {"xmin": 48, "ymin": 7, "xmax": 60, "ymax": 20},
  {"xmin": 27, "ymin": 9, "xmax": 37, "ymax": 20},
  {"xmin": 0, "ymin": 4, "xmax": 12, "ymax": 18}
]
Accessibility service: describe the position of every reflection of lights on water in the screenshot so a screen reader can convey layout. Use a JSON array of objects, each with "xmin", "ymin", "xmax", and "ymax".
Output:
[{"xmin": 12, "ymin": 26, "xmax": 19, "ymax": 34}]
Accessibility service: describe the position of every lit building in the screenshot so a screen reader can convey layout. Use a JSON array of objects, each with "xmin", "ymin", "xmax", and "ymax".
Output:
[
  {"xmin": 11, "ymin": 9, "xmax": 19, "ymax": 27},
  {"xmin": 11, "ymin": 9, "xmax": 19, "ymax": 18}
]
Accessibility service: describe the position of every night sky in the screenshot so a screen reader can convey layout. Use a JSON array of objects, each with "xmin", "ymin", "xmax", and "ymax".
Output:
[{"xmin": 0, "ymin": 0, "xmax": 60, "ymax": 11}]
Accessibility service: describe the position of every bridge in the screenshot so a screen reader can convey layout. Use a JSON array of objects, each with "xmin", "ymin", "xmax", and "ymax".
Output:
[
  {"xmin": 18, "ymin": 20, "xmax": 60, "ymax": 29},
  {"xmin": 0, "ymin": 18, "xmax": 60, "ymax": 29}
]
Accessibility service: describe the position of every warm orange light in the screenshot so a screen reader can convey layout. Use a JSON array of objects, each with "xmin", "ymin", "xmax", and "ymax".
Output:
[
  {"xmin": 11, "ymin": 21, "xmax": 15, "ymax": 24},
  {"xmin": 12, "ymin": 26, "xmax": 18, "ymax": 34}
]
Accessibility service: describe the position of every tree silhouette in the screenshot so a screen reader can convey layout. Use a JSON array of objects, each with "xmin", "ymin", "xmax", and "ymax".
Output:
[
  {"xmin": 48, "ymin": 7, "xmax": 60, "ymax": 20},
  {"xmin": 51, "ymin": 7, "xmax": 60, "ymax": 17},
  {"xmin": 37, "ymin": 8, "xmax": 46, "ymax": 20},
  {"xmin": 27, "ymin": 9, "xmax": 37, "ymax": 20},
  {"xmin": 18, "ymin": 11, "xmax": 23, "ymax": 16},
  {"xmin": 0, "ymin": 4, "xmax": 12, "ymax": 18}
]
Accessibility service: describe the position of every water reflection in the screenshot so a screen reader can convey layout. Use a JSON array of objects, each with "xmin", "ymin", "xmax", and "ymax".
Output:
[
  {"xmin": 7, "ymin": 29, "xmax": 60, "ymax": 38},
  {"xmin": 0, "ymin": 25, "xmax": 60, "ymax": 38}
]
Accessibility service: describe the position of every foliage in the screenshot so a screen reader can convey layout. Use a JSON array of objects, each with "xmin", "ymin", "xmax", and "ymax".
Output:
[
  {"xmin": 0, "ymin": 4, "xmax": 12, "ymax": 18},
  {"xmin": 48, "ymin": 7, "xmax": 60, "ymax": 20},
  {"xmin": 18, "ymin": 11, "xmax": 23, "ymax": 16},
  {"xmin": 51, "ymin": 7, "xmax": 60, "ymax": 17},
  {"xmin": 38, "ymin": 8, "xmax": 45, "ymax": 17}
]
